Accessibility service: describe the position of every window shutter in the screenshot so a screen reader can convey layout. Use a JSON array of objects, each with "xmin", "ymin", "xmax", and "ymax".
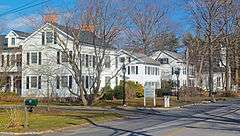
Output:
[
  {"xmin": 26, "ymin": 76, "xmax": 29, "ymax": 89},
  {"xmin": 6, "ymin": 55, "xmax": 9, "ymax": 66},
  {"xmin": 93, "ymin": 56, "xmax": 96, "ymax": 68},
  {"xmin": 38, "ymin": 52, "xmax": 41, "ymax": 65},
  {"xmin": 85, "ymin": 76, "xmax": 89, "ymax": 89},
  {"xmin": 1, "ymin": 55, "xmax": 4, "ymax": 67},
  {"xmin": 136, "ymin": 66, "xmax": 138, "ymax": 74},
  {"xmin": 42, "ymin": 32, "xmax": 45, "ymax": 45},
  {"xmin": 86, "ymin": 55, "xmax": 89, "ymax": 67},
  {"xmin": 56, "ymin": 76, "xmax": 60, "ymax": 89},
  {"xmin": 128, "ymin": 66, "xmax": 130, "ymax": 75},
  {"xmin": 172, "ymin": 67, "xmax": 174, "ymax": 75},
  {"xmin": 38, "ymin": 76, "xmax": 41, "ymax": 89},
  {"xmin": 57, "ymin": 51, "xmax": 60, "ymax": 64},
  {"xmin": 27, "ymin": 53, "xmax": 30, "ymax": 65},
  {"xmin": 69, "ymin": 76, "xmax": 72, "ymax": 89}
]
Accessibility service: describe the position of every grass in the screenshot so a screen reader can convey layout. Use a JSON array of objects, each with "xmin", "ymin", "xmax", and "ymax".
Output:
[{"xmin": 0, "ymin": 108, "xmax": 123, "ymax": 133}]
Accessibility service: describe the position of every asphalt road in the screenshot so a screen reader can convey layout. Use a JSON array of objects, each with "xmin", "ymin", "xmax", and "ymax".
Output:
[{"xmin": 45, "ymin": 100, "xmax": 240, "ymax": 136}]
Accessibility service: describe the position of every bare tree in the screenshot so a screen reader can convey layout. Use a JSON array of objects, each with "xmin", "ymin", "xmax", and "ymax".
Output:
[
  {"xmin": 47, "ymin": 0, "xmax": 125, "ymax": 105},
  {"xmin": 125, "ymin": 1, "xmax": 169, "ymax": 55}
]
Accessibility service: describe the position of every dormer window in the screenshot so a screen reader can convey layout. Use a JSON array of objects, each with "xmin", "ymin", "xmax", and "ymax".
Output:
[
  {"xmin": 159, "ymin": 58, "xmax": 169, "ymax": 64},
  {"xmin": 11, "ymin": 38, "xmax": 15, "ymax": 45}
]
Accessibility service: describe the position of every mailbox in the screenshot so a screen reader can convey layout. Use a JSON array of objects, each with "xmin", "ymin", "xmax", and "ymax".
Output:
[
  {"xmin": 25, "ymin": 99, "xmax": 38, "ymax": 112},
  {"xmin": 25, "ymin": 99, "xmax": 38, "ymax": 107}
]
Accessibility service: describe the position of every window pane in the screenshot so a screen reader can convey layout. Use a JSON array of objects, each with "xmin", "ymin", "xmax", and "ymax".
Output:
[
  {"xmin": 31, "ymin": 53, "xmax": 37, "ymax": 64},
  {"xmin": 61, "ymin": 76, "xmax": 68, "ymax": 87},
  {"xmin": 61, "ymin": 52, "xmax": 68, "ymax": 62},
  {"xmin": 11, "ymin": 38, "xmax": 15, "ymax": 45},
  {"xmin": 42, "ymin": 32, "xmax": 45, "ymax": 45},
  {"xmin": 11, "ymin": 54, "xmax": 15, "ymax": 65},
  {"xmin": 105, "ymin": 56, "xmax": 110, "ymax": 68},
  {"xmin": 31, "ymin": 76, "xmax": 37, "ymax": 88},
  {"xmin": 46, "ymin": 32, "xmax": 53, "ymax": 43}
]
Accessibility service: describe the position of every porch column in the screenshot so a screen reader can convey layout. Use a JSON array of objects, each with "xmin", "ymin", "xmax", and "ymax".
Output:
[{"xmin": 10, "ymin": 75, "xmax": 14, "ymax": 92}]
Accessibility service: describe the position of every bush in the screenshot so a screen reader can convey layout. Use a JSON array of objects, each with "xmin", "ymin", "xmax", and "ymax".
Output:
[
  {"xmin": 178, "ymin": 87, "xmax": 205, "ymax": 98},
  {"xmin": 156, "ymin": 80, "xmax": 173, "ymax": 97},
  {"xmin": 113, "ymin": 81, "xmax": 144, "ymax": 99},
  {"xmin": 0, "ymin": 92, "xmax": 22, "ymax": 103},
  {"xmin": 102, "ymin": 86, "xmax": 114, "ymax": 100},
  {"xmin": 113, "ymin": 85, "xmax": 123, "ymax": 99}
]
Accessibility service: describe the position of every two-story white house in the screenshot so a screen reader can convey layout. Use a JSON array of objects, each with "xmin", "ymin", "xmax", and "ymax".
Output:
[
  {"xmin": 151, "ymin": 50, "xmax": 196, "ymax": 88},
  {"xmin": 116, "ymin": 50, "xmax": 161, "ymax": 89}
]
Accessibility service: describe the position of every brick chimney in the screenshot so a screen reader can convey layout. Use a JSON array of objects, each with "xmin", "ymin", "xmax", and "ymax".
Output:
[{"xmin": 43, "ymin": 13, "xmax": 58, "ymax": 24}]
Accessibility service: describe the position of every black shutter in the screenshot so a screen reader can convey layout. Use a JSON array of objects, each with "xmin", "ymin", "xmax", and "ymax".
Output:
[
  {"xmin": 172, "ymin": 67, "xmax": 174, "ymax": 75},
  {"xmin": 57, "ymin": 51, "xmax": 60, "ymax": 64},
  {"xmin": 38, "ymin": 52, "xmax": 41, "ymax": 65},
  {"xmin": 69, "ymin": 76, "xmax": 72, "ymax": 89},
  {"xmin": 38, "ymin": 76, "xmax": 41, "ymax": 89},
  {"xmin": 128, "ymin": 66, "xmax": 130, "ymax": 75},
  {"xmin": 26, "ymin": 76, "xmax": 29, "ymax": 89},
  {"xmin": 93, "ymin": 56, "xmax": 96, "ymax": 68},
  {"xmin": 56, "ymin": 76, "xmax": 60, "ymax": 89},
  {"xmin": 27, "ymin": 53, "xmax": 30, "ymax": 65},
  {"xmin": 86, "ymin": 55, "xmax": 89, "ymax": 67},
  {"xmin": 42, "ymin": 32, "xmax": 45, "ymax": 45},
  {"xmin": 1, "ymin": 55, "xmax": 4, "ymax": 67},
  {"xmin": 136, "ymin": 66, "xmax": 138, "ymax": 74},
  {"xmin": 69, "ymin": 51, "xmax": 72, "ymax": 61},
  {"xmin": 85, "ymin": 76, "xmax": 89, "ymax": 89}
]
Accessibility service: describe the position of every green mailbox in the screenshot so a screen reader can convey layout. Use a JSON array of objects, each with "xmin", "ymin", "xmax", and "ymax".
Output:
[{"xmin": 25, "ymin": 99, "xmax": 38, "ymax": 107}]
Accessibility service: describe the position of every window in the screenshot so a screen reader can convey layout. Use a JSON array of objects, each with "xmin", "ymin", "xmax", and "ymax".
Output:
[
  {"xmin": 93, "ymin": 56, "xmax": 96, "ymax": 68},
  {"xmin": 16, "ymin": 54, "xmax": 22, "ymax": 67},
  {"xmin": 183, "ymin": 67, "xmax": 186, "ymax": 75},
  {"xmin": 46, "ymin": 32, "xmax": 53, "ymax": 43},
  {"xmin": 148, "ymin": 67, "xmax": 150, "ymax": 75},
  {"xmin": 159, "ymin": 58, "xmax": 169, "ymax": 64},
  {"xmin": 56, "ymin": 76, "xmax": 60, "ymax": 89},
  {"xmin": 136, "ymin": 66, "xmax": 138, "ymax": 74},
  {"xmin": 61, "ymin": 76, "xmax": 68, "ymax": 87},
  {"xmin": 89, "ymin": 55, "xmax": 92, "ymax": 67},
  {"xmin": 61, "ymin": 52, "xmax": 68, "ymax": 62},
  {"xmin": 57, "ymin": 51, "xmax": 60, "ymax": 64},
  {"xmin": 1, "ymin": 55, "xmax": 4, "ymax": 67},
  {"xmin": 131, "ymin": 66, "xmax": 135, "ymax": 74},
  {"xmin": 128, "ymin": 57, "xmax": 131, "ymax": 63},
  {"xmin": 42, "ymin": 32, "xmax": 45, "ymax": 45},
  {"xmin": 54, "ymin": 32, "xmax": 57, "ymax": 44},
  {"xmin": 69, "ymin": 76, "xmax": 72, "ymax": 89},
  {"xmin": 115, "ymin": 56, "xmax": 118, "ymax": 69},
  {"xmin": 69, "ymin": 51, "xmax": 73, "ymax": 61},
  {"xmin": 105, "ymin": 76, "xmax": 111, "ymax": 86},
  {"xmin": 38, "ymin": 76, "xmax": 41, "ymax": 89},
  {"xmin": 81, "ymin": 54, "xmax": 85, "ymax": 67},
  {"xmin": 26, "ymin": 76, "xmax": 29, "ymax": 89},
  {"xmin": 31, "ymin": 76, "xmax": 37, "ymax": 88},
  {"xmin": 217, "ymin": 77, "xmax": 221, "ymax": 87},
  {"xmin": 11, "ymin": 38, "xmax": 15, "ymax": 45},
  {"xmin": 128, "ymin": 66, "xmax": 130, "ymax": 75},
  {"xmin": 145, "ymin": 66, "xmax": 147, "ymax": 74},
  {"xmin": 86, "ymin": 55, "xmax": 89, "ymax": 67},
  {"xmin": 11, "ymin": 54, "xmax": 15, "ymax": 66},
  {"xmin": 38, "ymin": 52, "xmax": 41, "ymax": 65},
  {"xmin": 6, "ymin": 55, "xmax": 9, "ymax": 66},
  {"xmin": 105, "ymin": 56, "xmax": 110, "ymax": 68},
  {"xmin": 31, "ymin": 52, "xmax": 37, "ymax": 64},
  {"xmin": 27, "ymin": 53, "xmax": 30, "ymax": 65}
]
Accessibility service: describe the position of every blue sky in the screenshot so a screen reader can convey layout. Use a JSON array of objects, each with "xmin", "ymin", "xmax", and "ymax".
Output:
[{"xmin": 0, "ymin": 0, "xmax": 192, "ymax": 35}]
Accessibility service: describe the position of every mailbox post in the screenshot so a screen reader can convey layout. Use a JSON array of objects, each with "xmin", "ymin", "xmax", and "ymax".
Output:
[{"xmin": 24, "ymin": 99, "xmax": 38, "ymax": 128}]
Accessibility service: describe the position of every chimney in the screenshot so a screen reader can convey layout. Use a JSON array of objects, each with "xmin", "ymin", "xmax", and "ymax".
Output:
[{"xmin": 43, "ymin": 13, "xmax": 58, "ymax": 24}]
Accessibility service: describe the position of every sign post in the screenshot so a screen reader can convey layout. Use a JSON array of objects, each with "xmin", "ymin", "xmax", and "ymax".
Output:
[{"xmin": 144, "ymin": 84, "xmax": 156, "ymax": 107}]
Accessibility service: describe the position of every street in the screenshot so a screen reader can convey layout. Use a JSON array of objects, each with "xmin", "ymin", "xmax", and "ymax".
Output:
[{"xmin": 45, "ymin": 100, "xmax": 240, "ymax": 136}]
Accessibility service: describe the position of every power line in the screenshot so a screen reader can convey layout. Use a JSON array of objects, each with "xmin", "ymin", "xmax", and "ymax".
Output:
[{"xmin": 0, "ymin": 0, "xmax": 52, "ymax": 18}]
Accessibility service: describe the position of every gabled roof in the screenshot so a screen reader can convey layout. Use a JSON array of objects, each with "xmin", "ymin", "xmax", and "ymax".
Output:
[
  {"xmin": 118, "ymin": 49, "xmax": 160, "ymax": 65},
  {"xmin": 12, "ymin": 30, "xmax": 31, "ymax": 38},
  {"xmin": 153, "ymin": 50, "xmax": 184, "ymax": 62}
]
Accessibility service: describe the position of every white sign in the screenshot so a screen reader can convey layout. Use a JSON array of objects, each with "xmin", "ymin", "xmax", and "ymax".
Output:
[
  {"xmin": 144, "ymin": 85, "xmax": 155, "ymax": 98},
  {"xmin": 144, "ymin": 85, "xmax": 156, "ymax": 107}
]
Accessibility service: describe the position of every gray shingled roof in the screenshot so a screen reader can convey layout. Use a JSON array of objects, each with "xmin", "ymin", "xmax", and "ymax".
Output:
[
  {"xmin": 0, "ymin": 35, "xmax": 7, "ymax": 47},
  {"xmin": 133, "ymin": 52, "xmax": 160, "ymax": 65},
  {"xmin": 12, "ymin": 30, "xmax": 31, "ymax": 38}
]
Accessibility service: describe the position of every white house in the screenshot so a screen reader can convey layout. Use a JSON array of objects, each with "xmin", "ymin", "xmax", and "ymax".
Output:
[
  {"xmin": 151, "ymin": 50, "xmax": 196, "ymax": 88},
  {"xmin": 116, "ymin": 50, "xmax": 161, "ymax": 89}
]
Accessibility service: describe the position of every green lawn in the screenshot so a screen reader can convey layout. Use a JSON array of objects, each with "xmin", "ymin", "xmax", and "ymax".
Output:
[{"xmin": 0, "ymin": 108, "xmax": 123, "ymax": 132}]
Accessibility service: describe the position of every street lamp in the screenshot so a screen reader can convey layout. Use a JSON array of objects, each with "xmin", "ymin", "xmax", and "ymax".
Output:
[
  {"xmin": 174, "ymin": 68, "xmax": 180, "ymax": 100},
  {"xmin": 120, "ymin": 57, "xmax": 127, "ymax": 106}
]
